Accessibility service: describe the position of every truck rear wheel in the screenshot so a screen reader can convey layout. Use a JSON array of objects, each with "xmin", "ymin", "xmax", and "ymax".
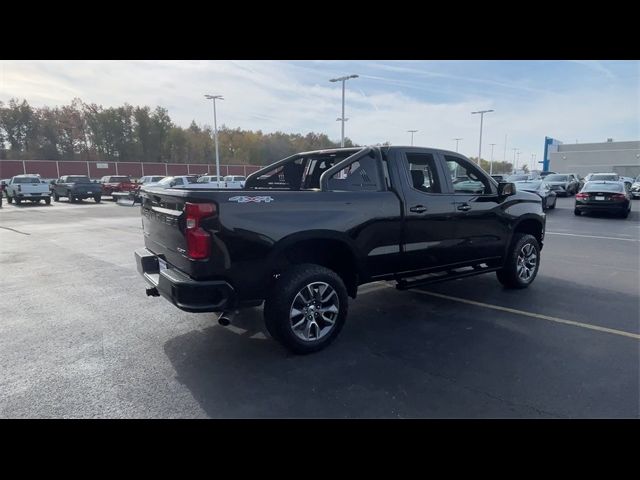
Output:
[
  {"xmin": 45, "ymin": 196, "xmax": 51, "ymax": 205},
  {"xmin": 15, "ymin": 197, "xmax": 21, "ymax": 205},
  {"xmin": 496, "ymin": 233, "xmax": 540, "ymax": 289},
  {"xmin": 94, "ymin": 195, "xmax": 101, "ymax": 203},
  {"xmin": 264, "ymin": 264, "xmax": 348, "ymax": 354},
  {"xmin": 53, "ymin": 192, "xmax": 59, "ymax": 201},
  {"xmin": 7, "ymin": 194, "xmax": 13, "ymax": 204}
]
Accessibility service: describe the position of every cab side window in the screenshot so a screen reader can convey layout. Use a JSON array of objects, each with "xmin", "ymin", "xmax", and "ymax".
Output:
[
  {"xmin": 326, "ymin": 155, "xmax": 383, "ymax": 192},
  {"xmin": 404, "ymin": 153, "xmax": 442, "ymax": 193},
  {"xmin": 445, "ymin": 155, "xmax": 492, "ymax": 195}
]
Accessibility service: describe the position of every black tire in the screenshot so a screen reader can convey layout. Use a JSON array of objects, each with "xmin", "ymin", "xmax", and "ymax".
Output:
[
  {"xmin": 15, "ymin": 197, "xmax": 21, "ymax": 205},
  {"xmin": 574, "ymin": 208, "xmax": 581, "ymax": 216},
  {"xmin": 7, "ymin": 194, "xmax": 13, "ymax": 204},
  {"xmin": 496, "ymin": 233, "xmax": 540, "ymax": 289},
  {"xmin": 68, "ymin": 193, "xmax": 75, "ymax": 203},
  {"xmin": 548, "ymin": 198, "xmax": 556, "ymax": 209},
  {"xmin": 621, "ymin": 209, "xmax": 630, "ymax": 219},
  {"xmin": 263, "ymin": 264, "xmax": 348, "ymax": 354},
  {"xmin": 53, "ymin": 191, "xmax": 59, "ymax": 201},
  {"xmin": 45, "ymin": 196, "xmax": 51, "ymax": 205},
  {"xmin": 94, "ymin": 195, "xmax": 101, "ymax": 203}
]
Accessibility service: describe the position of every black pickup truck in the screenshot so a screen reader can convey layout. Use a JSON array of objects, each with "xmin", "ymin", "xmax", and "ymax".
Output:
[
  {"xmin": 52, "ymin": 175, "xmax": 102, "ymax": 203},
  {"xmin": 136, "ymin": 146, "xmax": 545, "ymax": 353}
]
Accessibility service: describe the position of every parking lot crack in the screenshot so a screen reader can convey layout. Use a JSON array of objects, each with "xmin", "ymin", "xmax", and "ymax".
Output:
[{"xmin": 0, "ymin": 226, "xmax": 31, "ymax": 235}]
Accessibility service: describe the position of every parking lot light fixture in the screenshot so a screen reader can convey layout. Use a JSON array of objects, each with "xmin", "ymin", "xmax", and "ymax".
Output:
[
  {"xmin": 489, "ymin": 143, "xmax": 497, "ymax": 174},
  {"xmin": 329, "ymin": 74, "xmax": 359, "ymax": 147},
  {"xmin": 407, "ymin": 130, "xmax": 418, "ymax": 146},
  {"xmin": 204, "ymin": 94, "xmax": 224, "ymax": 187},
  {"xmin": 453, "ymin": 138, "xmax": 463, "ymax": 152},
  {"xmin": 471, "ymin": 110, "xmax": 494, "ymax": 166}
]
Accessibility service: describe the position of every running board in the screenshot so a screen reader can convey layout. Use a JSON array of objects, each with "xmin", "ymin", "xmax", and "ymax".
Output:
[{"xmin": 396, "ymin": 264, "xmax": 500, "ymax": 290}]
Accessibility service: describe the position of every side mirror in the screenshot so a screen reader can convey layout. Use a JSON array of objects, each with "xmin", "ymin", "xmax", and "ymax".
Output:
[{"xmin": 498, "ymin": 182, "xmax": 516, "ymax": 197}]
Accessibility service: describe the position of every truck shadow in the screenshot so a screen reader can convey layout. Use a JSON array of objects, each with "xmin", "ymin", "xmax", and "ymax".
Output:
[
  {"xmin": 10, "ymin": 201, "xmax": 51, "ymax": 207},
  {"xmin": 163, "ymin": 275, "xmax": 639, "ymax": 418}
]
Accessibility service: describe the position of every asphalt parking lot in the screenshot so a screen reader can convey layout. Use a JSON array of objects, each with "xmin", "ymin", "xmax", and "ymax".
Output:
[{"xmin": 0, "ymin": 196, "xmax": 638, "ymax": 418}]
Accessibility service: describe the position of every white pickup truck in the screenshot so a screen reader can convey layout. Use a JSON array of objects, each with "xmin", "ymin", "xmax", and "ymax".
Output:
[{"xmin": 5, "ymin": 175, "xmax": 52, "ymax": 205}]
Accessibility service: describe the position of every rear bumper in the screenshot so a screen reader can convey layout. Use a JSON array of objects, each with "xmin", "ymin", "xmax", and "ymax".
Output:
[
  {"xmin": 575, "ymin": 202, "xmax": 628, "ymax": 212},
  {"xmin": 15, "ymin": 192, "xmax": 50, "ymax": 198},
  {"xmin": 135, "ymin": 248, "xmax": 235, "ymax": 313}
]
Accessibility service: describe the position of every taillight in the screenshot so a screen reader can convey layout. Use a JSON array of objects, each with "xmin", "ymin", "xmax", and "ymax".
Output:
[
  {"xmin": 575, "ymin": 192, "xmax": 589, "ymax": 199},
  {"xmin": 611, "ymin": 194, "xmax": 626, "ymax": 201},
  {"xmin": 185, "ymin": 202, "xmax": 216, "ymax": 259}
]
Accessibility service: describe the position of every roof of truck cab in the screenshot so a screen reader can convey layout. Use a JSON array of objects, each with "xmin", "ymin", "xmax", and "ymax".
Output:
[{"xmin": 297, "ymin": 146, "xmax": 467, "ymax": 157}]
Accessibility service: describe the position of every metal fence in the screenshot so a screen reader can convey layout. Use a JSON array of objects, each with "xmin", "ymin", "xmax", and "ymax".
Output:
[{"xmin": 0, "ymin": 160, "xmax": 262, "ymax": 180}]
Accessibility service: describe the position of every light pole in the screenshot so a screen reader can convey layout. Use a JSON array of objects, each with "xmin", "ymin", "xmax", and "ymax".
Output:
[
  {"xmin": 471, "ymin": 109, "xmax": 494, "ymax": 165},
  {"xmin": 516, "ymin": 150, "xmax": 521, "ymax": 171},
  {"xmin": 407, "ymin": 130, "xmax": 418, "ymax": 146},
  {"xmin": 489, "ymin": 143, "xmax": 497, "ymax": 175},
  {"xmin": 204, "ymin": 94, "xmax": 223, "ymax": 187},
  {"xmin": 512, "ymin": 148, "xmax": 519, "ymax": 172},
  {"xmin": 531, "ymin": 153, "xmax": 536, "ymax": 172},
  {"xmin": 453, "ymin": 138, "xmax": 463, "ymax": 152},
  {"xmin": 329, "ymin": 74, "xmax": 359, "ymax": 147}
]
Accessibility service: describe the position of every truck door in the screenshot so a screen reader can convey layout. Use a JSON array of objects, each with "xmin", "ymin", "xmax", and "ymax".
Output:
[
  {"xmin": 393, "ymin": 149, "xmax": 457, "ymax": 273},
  {"xmin": 440, "ymin": 154, "xmax": 508, "ymax": 265}
]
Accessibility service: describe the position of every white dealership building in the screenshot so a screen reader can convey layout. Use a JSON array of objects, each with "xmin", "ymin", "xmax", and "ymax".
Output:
[{"xmin": 544, "ymin": 138, "xmax": 640, "ymax": 178}]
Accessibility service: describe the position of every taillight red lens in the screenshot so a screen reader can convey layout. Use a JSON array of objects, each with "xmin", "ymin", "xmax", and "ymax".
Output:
[
  {"xmin": 611, "ymin": 194, "xmax": 626, "ymax": 201},
  {"xmin": 576, "ymin": 193, "xmax": 589, "ymax": 199},
  {"xmin": 185, "ymin": 202, "xmax": 217, "ymax": 259}
]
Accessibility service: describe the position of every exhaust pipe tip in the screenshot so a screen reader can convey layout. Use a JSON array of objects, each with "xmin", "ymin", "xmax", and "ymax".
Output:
[{"xmin": 218, "ymin": 316, "xmax": 231, "ymax": 326}]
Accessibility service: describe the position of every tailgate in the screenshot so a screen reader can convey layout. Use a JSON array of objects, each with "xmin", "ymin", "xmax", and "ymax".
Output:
[
  {"xmin": 140, "ymin": 188, "xmax": 224, "ymax": 279},
  {"xmin": 21, "ymin": 183, "xmax": 50, "ymax": 195},
  {"xmin": 73, "ymin": 184, "xmax": 99, "ymax": 194}
]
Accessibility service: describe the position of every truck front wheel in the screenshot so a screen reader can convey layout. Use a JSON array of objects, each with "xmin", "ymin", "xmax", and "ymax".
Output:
[
  {"xmin": 264, "ymin": 264, "xmax": 348, "ymax": 354},
  {"xmin": 496, "ymin": 233, "xmax": 540, "ymax": 289}
]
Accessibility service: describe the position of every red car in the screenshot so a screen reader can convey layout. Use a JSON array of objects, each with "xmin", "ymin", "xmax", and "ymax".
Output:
[{"xmin": 100, "ymin": 175, "xmax": 140, "ymax": 197}]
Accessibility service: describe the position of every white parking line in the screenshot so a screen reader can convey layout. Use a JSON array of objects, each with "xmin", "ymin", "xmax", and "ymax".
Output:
[
  {"xmin": 546, "ymin": 232, "xmax": 639, "ymax": 242},
  {"xmin": 409, "ymin": 290, "xmax": 640, "ymax": 340}
]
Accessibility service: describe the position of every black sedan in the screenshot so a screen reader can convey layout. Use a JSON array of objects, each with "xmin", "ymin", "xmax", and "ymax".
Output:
[
  {"xmin": 574, "ymin": 181, "xmax": 631, "ymax": 218},
  {"xmin": 514, "ymin": 180, "xmax": 557, "ymax": 210}
]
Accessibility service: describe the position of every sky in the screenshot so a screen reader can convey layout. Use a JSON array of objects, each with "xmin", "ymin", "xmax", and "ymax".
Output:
[{"xmin": 1, "ymin": 60, "xmax": 639, "ymax": 170}]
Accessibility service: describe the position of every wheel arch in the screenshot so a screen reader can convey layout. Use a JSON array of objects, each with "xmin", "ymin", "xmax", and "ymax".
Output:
[{"xmin": 269, "ymin": 230, "xmax": 364, "ymax": 298}]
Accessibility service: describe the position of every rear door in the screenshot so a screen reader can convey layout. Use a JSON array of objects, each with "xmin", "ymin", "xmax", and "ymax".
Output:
[
  {"xmin": 391, "ymin": 148, "xmax": 457, "ymax": 273},
  {"xmin": 440, "ymin": 154, "xmax": 509, "ymax": 265}
]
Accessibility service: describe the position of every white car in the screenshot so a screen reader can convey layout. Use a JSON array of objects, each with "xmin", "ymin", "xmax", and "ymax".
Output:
[
  {"xmin": 584, "ymin": 172, "xmax": 619, "ymax": 182},
  {"xmin": 224, "ymin": 175, "xmax": 246, "ymax": 189},
  {"xmin": 142, "ymin": 175, "xmax": 201, "ymax": 189},
  {"xmin": 196, "ymin": 175, "xmax": 225, "ymax": 188},
  {"xmin": 5, "ymin": 174, "xmax": 52, "ymax": 205},
  {"xmin": 138, "ymin": 175, "xmax": 166, "ymax": 185},
  {"xmin": 630, "ymin": 175, "xmax": 640, "ymax": 199}
]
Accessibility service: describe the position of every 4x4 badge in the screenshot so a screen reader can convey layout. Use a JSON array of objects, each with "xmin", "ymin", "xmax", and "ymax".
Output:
[{"xmin": 228, "ymin": 196, "xmax": 274, "ymax": 203}]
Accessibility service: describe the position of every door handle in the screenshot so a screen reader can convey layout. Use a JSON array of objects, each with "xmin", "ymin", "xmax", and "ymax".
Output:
[
  {"xmin": 457, "ymin": 204, "xmax": 471, "ymax": 211},
  {"xmin": 410, "ymin": 205, "xmax": 428, "ymax": 213}
]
